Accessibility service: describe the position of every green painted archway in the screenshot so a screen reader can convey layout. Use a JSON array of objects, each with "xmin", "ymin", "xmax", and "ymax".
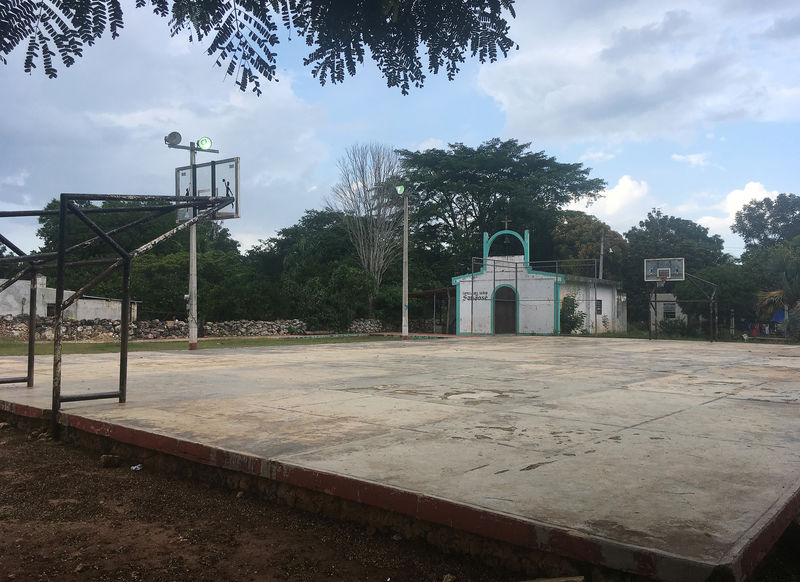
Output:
[{"xmin": 483, "ymin": 229, "xmax": 530, "ymax": 263}]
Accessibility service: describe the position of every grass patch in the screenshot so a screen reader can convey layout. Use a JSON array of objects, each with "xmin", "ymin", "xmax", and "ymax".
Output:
[{"xmin": 0, "ymin": 335, "xmax": 399, "ymax": 356}]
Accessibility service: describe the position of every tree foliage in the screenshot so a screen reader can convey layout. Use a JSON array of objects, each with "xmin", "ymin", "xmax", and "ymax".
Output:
[
  {"xmin": 751, "ymin": 236, "xmax": 800, "ymax": 337},
  {"xmin": 672, "ymin": 262, "xmax": 759, "ymax": 325},
  {"xmin": 243, "ymin": 209, "xmax": 373, "ymax": 330},
  {"xmin": 551, "ymin": 210, "xmax": 627, "ymax": 280},
  {"xmin": 732, "ymin": 193, "xmax": 800, "ymax": 250},
  {"xmin": 1, "ymin": 0, "xmax": 517, "ymax": 95},
  {"xmin": 398, "ymin": 138, "xmax": 605, "ymax": 276}
]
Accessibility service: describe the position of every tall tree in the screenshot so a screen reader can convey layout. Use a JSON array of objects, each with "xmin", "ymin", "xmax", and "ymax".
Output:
[
  {"xmin": 2, "ymin": 0, "xmax": 516, "ymax": 94},
  {"xmin": 398, "ymin": 138, "xmax": 605, "ymax": 274},
  {"xmin": 328, "ymin": 143, "xmax": 403, "ymax": 314},
  {"xmin": 732, "ymin": 193, "xmax": 800, "ymax": 250},
  {"xmin": 623, "ymin": 209, "xmax": 727, "ymax": 324}
]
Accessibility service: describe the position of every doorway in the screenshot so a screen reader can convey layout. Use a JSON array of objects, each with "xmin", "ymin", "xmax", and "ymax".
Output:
[{"xmin": 493, "ymin": 286, "xmax": 517, "ymax": 334}]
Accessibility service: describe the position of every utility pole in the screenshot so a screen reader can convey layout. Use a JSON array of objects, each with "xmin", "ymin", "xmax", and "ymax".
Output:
[
  {"xmin": 397, "ymin": 185, "xmax": 408, "ymax": 340},
  {"xmin": 165, "ymin": 132, "xmax": 218, "ymax": 350},
  {"xmin": 188, "ymin": 142, "xmax": 198, "ymax": 350},
  {"xmin": 599, "ymin": 230, "xmax": 605, "ymax": 280}
]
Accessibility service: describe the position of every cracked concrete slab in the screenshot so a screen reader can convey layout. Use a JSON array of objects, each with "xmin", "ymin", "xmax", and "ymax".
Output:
[{"xmin": 1, "ymin": 336, "xmax": 799, "ymax": 581}]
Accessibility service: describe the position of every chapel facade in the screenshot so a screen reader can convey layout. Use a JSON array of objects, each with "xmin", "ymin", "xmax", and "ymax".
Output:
[{"xmin": 451, "ymin": 229, "xmax": 626, "ymax": 335}]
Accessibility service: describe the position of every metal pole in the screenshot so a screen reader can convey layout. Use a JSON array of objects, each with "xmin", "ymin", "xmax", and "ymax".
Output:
[
  {"xmin": 471, "ymin": 258, "xmax": 475, "ymax": 335},
  {"xmin": 189, "ymin": 142, "xmax": 199, "ymax": 350},
  {"xmin": 51, "ymin": 195, "xmax": 68, "ymax": 435},
  {"xmin": 432, "ymin": 292, "xmax": 436, "ymax": 334},
  {"xmin": 401, "ymin": 192, "xmax": 409, "ymax": 340},
  {"xmin": 119, "ymin": 259, "xmax": 131, "ymax": 402},
  {"xmin": 26, "ymin": 271, "xmax": 37, "ymax": 387}
]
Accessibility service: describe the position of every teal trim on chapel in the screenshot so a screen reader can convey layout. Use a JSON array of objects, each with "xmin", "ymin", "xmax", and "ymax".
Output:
[
  {"xmin": 484, "ymin": 229, "xmax": 530, "ymax": 263},
  {"xmin": 451, "ymin": 229, "xmax": 565, "ymax": 335}
]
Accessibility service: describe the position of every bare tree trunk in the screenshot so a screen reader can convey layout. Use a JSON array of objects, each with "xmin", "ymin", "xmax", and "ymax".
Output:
[{"xmin": 328, "ymin": 143, "xmax": 404, "ymax": 315}]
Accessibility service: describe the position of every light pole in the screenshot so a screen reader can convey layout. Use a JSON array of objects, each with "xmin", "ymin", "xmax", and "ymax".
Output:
[
  {"xmin": 164, "ymin": 132, "xmax": 219, "ymax": 350},
  {"xmin": 397, "ymin": 185, "xmax": 408, "ymax": 340}
]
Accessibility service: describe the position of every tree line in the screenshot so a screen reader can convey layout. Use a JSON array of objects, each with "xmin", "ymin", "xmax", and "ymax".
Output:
[{"xmin": 11, "ymin": 139, "xmax": 799, "ymax": 338}]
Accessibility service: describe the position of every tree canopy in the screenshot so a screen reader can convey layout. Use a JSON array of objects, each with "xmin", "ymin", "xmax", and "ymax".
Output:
[
  {"xmin": 398, "ymin": 138, "xmax": 606, "ymax": 274},
  {"xmin": 551, "ymin": 210, "xmax": 627, "ymax": 280},
  {"xmin": 732, "ymin": 192, "xmax": 800, "ymax": 250},
  {"xmin": 2, "ymin": 0, "xmax": 517, "ymax": 94}
]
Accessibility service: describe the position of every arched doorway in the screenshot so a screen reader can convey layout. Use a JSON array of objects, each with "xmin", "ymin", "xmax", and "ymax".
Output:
[{"xmin": 493, "ymin": 286, "xmax": 517, "ymax": 334}]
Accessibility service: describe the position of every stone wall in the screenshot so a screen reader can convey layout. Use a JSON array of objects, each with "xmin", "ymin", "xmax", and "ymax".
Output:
[
  {"xmin": 203, "ymin": 319, "xmax": 306, "ymax": 337},
  {"xmin": 0, "ymin": 315, "xmax": 308, "ymax": 342},
  {"xmin": 347, "ymin": 318, "xmax": 383, "ymax": 334}
]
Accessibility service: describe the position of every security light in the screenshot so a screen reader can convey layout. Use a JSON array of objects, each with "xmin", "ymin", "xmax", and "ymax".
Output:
[
  {"xmin": 165, "ymin": 132, "xmax": 182, "ymax": 146},
  {"xmin": 197, "ymin": 137, "xmax": 213, "ymax": 150}
]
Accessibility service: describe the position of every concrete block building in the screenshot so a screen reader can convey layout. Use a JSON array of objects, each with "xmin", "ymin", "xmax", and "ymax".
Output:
[{"xmin": 0, "ymin": 276, "xmax": 137, "ymax": 321}]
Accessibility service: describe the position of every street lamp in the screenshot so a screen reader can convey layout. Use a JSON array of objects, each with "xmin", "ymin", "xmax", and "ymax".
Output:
[
  {"xmin": 164, "ymin": 131, "xmax": 219, "ymax": 350},
  {"xmin": 396, "ymin": 185, "xmax": 408, "ymax": 340}
]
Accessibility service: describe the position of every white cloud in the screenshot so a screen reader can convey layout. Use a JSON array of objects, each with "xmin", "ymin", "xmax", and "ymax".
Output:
[
  {"xmin": 0, "ymin": 170, "xmax": 30, "ymax": 188},
  {"xmin": 0, "ymin": 18, "xmax": 332, "ymax": 251},
  {"xmin": 478, "ymin": 2, "xmax": 800, "ymax": 143},
  {"xmin": 671, "ymin": 152, "xmax": 710, "ymax": 166},
  {"xmin": 568, "ymin": 175, "xmax": 650, "ymax": 233}
]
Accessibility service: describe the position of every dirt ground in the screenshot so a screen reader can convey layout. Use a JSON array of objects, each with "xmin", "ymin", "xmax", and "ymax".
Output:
[{"xmin": 0, "ymin": 421, "xmax": 798, "ymax": 582}]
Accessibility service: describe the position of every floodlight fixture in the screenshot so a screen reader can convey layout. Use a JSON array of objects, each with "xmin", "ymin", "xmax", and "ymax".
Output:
[
  {"xmin": 396, "ymin": 185, "xmax": 405, "ymax": 195},
  {"xmin": 164, "ymin": 131, "xmax": 182, "ymax": 146},
  {"xmin": 197, "ymin": 137, "xmax": 213, "ymax": 150}
]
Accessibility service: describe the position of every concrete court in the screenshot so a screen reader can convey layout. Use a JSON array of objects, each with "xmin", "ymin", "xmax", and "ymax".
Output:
[{"xmin": 1, "ymin": 336, "xmax": 800, "ymax": 581}]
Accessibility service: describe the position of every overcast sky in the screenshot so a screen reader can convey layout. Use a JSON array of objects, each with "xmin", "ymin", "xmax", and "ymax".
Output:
[{"xmin": 1, "ymin": 0, "xmax": 798, "ymax": 259}]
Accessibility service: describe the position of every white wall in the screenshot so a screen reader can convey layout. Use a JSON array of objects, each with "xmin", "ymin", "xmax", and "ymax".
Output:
[
  {"xmin": 0, "ymin": 276, "xmax": 46, "ymax": 316},
  {"xmin": 561, "ymin": 281, "xmax": 621, "ymax": 334},
  {"xmin": 0, "ymin": 277, "xmax": 136, "ymax": 321},
  {"xmin": 649, "ymin": 292, "xmax": 686, "ymax": 331}
]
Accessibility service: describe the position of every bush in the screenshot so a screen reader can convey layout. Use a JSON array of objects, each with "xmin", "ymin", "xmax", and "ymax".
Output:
[
  {"xmin": 560, "ymin": 294, "xmax": 586, "ymax": 334},
  {"xmin": 658, "ymin": 318, "xmax": 689, "ymax": 336}
]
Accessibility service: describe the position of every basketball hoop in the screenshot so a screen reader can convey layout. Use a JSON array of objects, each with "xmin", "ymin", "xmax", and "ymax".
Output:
[{"xmin": 656, "ymin": 275, "xmax": 667, "ymax": 288}]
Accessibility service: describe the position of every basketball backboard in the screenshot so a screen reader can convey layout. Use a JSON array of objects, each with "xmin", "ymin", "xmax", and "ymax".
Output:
[
  {"xmin": 175, "ymin": 157, "xmax": 240, "ymax": 221},
  {"xmin": 644, "ymin": 257, "xmax": 685, "ymax": 281}
]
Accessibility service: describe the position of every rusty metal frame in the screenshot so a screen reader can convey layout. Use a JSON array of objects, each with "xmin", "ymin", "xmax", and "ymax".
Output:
[{"xmin": 0, "ymin": 193, "xmax": 233, "ymax": 434}]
